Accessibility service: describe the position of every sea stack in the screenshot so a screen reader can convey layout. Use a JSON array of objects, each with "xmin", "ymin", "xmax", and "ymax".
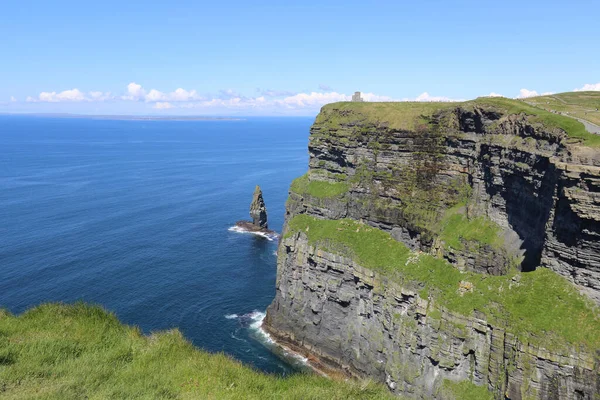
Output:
[
  {"xmin": 249, "ymin": 185, "xmax": 268, "ymax": 229},
  {"xmin": 234, "ymin": 185, "xmax": 275, "ymax": 235}
]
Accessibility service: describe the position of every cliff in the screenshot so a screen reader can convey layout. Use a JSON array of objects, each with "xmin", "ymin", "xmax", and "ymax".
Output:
[{"xmin": 264, "ymin": 96, "xmax": 600, "ymax": 399}]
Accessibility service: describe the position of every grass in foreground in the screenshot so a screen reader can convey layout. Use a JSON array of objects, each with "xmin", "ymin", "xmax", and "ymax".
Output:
[
  {"xmin": 0, "ymin": 303, "xmax": 395, "ymax": 400},
  {"xmin": 287, "ymin": 215, "xmax": 600, "ymax": 350}
]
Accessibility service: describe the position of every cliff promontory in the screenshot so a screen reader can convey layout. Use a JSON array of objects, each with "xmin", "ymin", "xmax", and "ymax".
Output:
[{"xmin": 265, "ymin": 94, "xmax": 600, "ymax": 399}]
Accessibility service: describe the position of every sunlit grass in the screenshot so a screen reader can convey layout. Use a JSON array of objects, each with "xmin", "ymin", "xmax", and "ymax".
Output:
[{"xmin": 0, "ymin": 303, "xmax": 395, "ymax": 399}]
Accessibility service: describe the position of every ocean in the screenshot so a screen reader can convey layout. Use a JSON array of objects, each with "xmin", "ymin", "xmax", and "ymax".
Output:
[{"xmin": 0, "ymin": 115, "xmax": 311, "ymax": 374}]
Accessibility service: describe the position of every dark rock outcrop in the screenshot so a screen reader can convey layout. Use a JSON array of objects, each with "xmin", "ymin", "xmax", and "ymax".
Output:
[{"xmin": 250, "ymin": 185, "xmax": 268, "ymax": 229}]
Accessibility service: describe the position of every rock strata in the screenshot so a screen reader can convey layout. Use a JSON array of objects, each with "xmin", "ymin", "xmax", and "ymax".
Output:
[
  {"xmin": 250, "ymin": 185, "xmax": 268, "ymax": 229},
  {"xmin": 264, "ymin": 100, "xmax": 600, "ymax": 399}
]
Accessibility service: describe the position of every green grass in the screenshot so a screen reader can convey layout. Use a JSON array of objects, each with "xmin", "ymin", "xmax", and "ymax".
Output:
[
  {"xmin": 473, "ymin": 96, "xmax": 600, "ymax": 147},
  {"xmin": 526, "ymin": 91, "xmax": 600, "ymax": 126},
  {"xmin": 315, "ymin": 94, "xmax": 600, "ymax": 147},
  {"xmin": 315, "ymin": 101, "xmax": 460, "ymax": 131},
  {"xmin": 0, "ymin": 303, "xmax": 395, "ymax": 400},
  {"xmin": 290, "ymin": 173, "xmax": 349, "ymax": 199},
  {"xmin": 286, "ymin": 215, "xmax": 600, "ymax": 350},
  {"xmin": 440, "ymin": 206, "xmax": 503, "ymax": 250},
  {"xmin": 439, "ymin": 380, "xmax": 493, "ymax": 400}
]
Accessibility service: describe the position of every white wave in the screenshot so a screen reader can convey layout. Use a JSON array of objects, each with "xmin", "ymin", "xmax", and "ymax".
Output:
[
  {"xmin": 226, "ymin": 309, "xmax": 310, "ymax": 368},
  {"xmin": 228, "ymin": 226, "xmax": 278, "ymax": 241},
  {"xmin": 247, "ymin": 311, "xmax": 308, "ymax": 364}
]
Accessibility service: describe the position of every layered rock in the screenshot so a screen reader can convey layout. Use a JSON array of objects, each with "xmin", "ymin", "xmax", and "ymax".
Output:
[
  {"xmin": 265, "ymin": 233, "xmax": 599, "ymax": 399},
  {"xmin": 264, "ymin": 100, "xmax": 600, "ymax": 399},
  {"xmin": 250, "ymin": 185, "xmax": 268, "ymax": 229}
]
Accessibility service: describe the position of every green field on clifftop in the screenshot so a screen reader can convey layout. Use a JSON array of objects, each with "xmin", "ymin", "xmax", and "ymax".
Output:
[
  {"xmin": 317, "ymin": 93, "xmax": 600, "ymax": 147},
  {"xmin": 526, "ymin": 91, "xmax": 600, "ymax": 126},
  {"xmin": 0, "ymin": 303, "xmax": 395, "ymax": 400}
]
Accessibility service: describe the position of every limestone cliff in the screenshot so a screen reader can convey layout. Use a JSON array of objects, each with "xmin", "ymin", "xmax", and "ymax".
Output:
[{"xmin": 264, "ymin": 98, "xmax": 600, "ymax": 399}]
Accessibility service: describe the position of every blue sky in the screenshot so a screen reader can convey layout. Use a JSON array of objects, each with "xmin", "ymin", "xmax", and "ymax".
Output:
[{"xmin": 1, "ymin": 0, "xmax": 599, "ymax": 115}]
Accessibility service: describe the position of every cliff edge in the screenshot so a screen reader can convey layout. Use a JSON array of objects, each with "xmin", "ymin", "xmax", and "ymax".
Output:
[{"xmin": 264, "ymin": 95, "xmax": 600, "ymax": 399}]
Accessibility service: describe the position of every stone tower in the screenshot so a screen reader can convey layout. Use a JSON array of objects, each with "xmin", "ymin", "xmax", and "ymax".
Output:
[{"xmin": 351, "ymin": 91, "xmax": 364, "ymax": 102}]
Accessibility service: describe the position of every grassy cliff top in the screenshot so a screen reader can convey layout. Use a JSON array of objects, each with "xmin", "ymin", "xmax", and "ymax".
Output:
[
  {"xmin": 315, "ymin": 101, "xmax": 459, "ymax": 131},
  {"xmin": 527, "ymin": 91, "xmax": 600, "ymax": 126},
  {"xmin": 315, "ymin": 93, "xmax": 600, "ymax": 147},
  {"xmin": 0, "ymin": 303, "xmax": 395, "ymax": 399}
]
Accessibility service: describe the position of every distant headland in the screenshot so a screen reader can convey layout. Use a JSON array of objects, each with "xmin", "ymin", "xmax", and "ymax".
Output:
[{"xmin": 0, "ymin": 113, "xmax": 244, "ymax": 121}]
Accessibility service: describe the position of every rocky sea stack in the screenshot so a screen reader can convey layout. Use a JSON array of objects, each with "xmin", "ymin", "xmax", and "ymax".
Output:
[
  {"xmin": 235, "ymin": 185, "xmax": 275, "ymax": 234},
  {"xmin": 250, "ymin": 185, "xmax": 268, "ymax": 229}
]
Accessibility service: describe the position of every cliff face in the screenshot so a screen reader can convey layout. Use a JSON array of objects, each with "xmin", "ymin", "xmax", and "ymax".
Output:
[{"xmin": 264, "ymin": 100, "xmax": 600, "ymax": 399}]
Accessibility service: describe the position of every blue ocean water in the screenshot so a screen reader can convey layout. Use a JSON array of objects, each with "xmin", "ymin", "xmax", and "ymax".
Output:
[{"xmin": 0, "ymin": 115, "xmax": 311, "ymax": 374}]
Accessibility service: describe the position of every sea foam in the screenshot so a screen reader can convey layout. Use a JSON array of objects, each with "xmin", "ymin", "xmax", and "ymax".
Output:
[{"xmin": 228, "ymin": 226, "xmax": 279, "ymax": 241}]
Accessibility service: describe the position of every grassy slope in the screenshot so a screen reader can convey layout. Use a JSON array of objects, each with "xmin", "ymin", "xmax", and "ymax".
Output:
[
  {"xmin": 286, "ymin": 215, "xmax": 600, "ymax": 350},
  {"xmin": 439, "ymin": 205, "xmax": 503, "ymax": 251},
  {"xmin": 526, "ymin": 91, "xmax": 600, "ymax": 126},
  {"xmin": 290, "ymin": 173, "xmax": 348, "ymax": 199},
  {"xmin": 0, "ymin": 303, "xmax": 396, "ymax": 400},
  {"xmin": 474, "ymin": 96, "xmax": 600, "ymax": 147},
  {"xmin": 316, "ymin": 93, "xmax": 600, "ymax": 147},
  {"xmin": 439, "ymin": 380, "xmax": 493, "ymax": 400}
]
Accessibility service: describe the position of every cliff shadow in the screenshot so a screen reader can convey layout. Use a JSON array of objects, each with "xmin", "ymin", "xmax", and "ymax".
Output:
[{"xmin": 480, "ymin": 149, "xmax": 556, "ymax": 272}]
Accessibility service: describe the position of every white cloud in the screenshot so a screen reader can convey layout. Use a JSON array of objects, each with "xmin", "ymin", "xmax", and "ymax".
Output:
[
  {"xmin": 574, "ymin": 83, "xmax": 600, "ymax": 92},
  {"xmin": 122, "ymin": 82, "xmax": 146, "ymax": 101},
  {"xmin": 169, "ymin": 88, "xmax": 201, "ymax": 101},
  {"xmin": 20, "ymin": 83, "xmax": 465, "ymax": 114},
  {"xmin": 153, "ymin": 102, "xmax": 174, "ymax": 109},
  {"xmin": 123, "ymin": 84, "xmax": 202, "ymax": 102},
  {"xmin": 88, "ymin": 91, "xmax": 112, "ymax": 101},
  {"xmin": 516, "ymin": 89, "xmax": 554, "ymax": 99},
  {"xmin": 278, "ymin": 91, "xmax": 349, "ymax": 107},
  {"xmin": 27, "ymin": 88, "xmax": 111, "ymax": 103},
  {"xmin": 361, "ymin": 92, "xmax": 396, "ymax": 102},
  {"xmin": 10, "ymin": 96, "xmax": 17, "ymax": 102},
  {"xmin": 43, "ymin": 88, "xmax": 86, "ymax": 102},
  {"xmin": 145, "ymin": 89, "xmax": 166, "ymax": 102},
  {"xmin": 408, "ymin": 92, "xmax": 460, "ymax": 102},
  {"xmin": 486, "ymin": 92, "xmax": 504, "ymax": 97},
  {"xmin": 257, "ymin": 88, "xmax": 297, "ymax": 97}
]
